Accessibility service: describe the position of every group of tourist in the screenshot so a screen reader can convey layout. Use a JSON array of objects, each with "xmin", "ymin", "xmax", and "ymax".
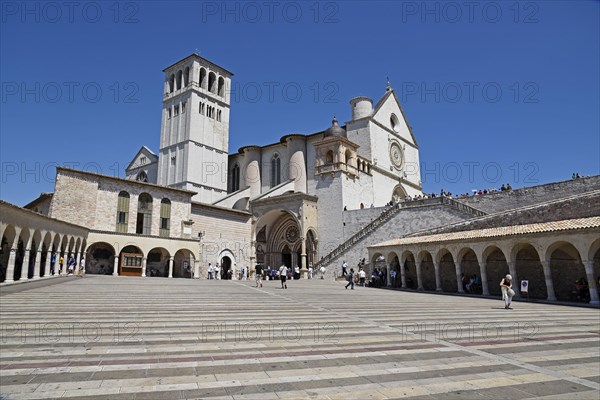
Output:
[
  {"xmin": 571, "ymin": 277, "xmax": 597, "ymax": 303},
  {"xmin": 379, "ymin": 184, "xmax": 516, "ymax": 207},
  {"xmin": 247, "ymin": 263, "xmax": 328, "ymax": 289},
  {"xmin": 46, "ymin": 253, "xmax": 86, "ymax": 277},
  {"xmin": 339, "ymin": 259, "xmax": 373, "ymax": 290},
  {"xmin": 462, "ymin": 273, "xmax": 481, "ymax": 293}
]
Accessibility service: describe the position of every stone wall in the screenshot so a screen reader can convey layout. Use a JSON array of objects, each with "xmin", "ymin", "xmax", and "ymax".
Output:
[
  {"xmin": 320, "ymin": 204, "xmax": 472, "ymax": 275},
  {"xmin": 50, "ymin": 170, "xmax": 99, "ymax": 228},
  {"xmin": 409, "ymin": 191, "xmax": 600, "ymax": 237},
  {"xmin": 455, "ymin": 175, "xmax": 600, "ymax": 214},
  {"xmin": 50, "ymin": 168, "xmax": 193, "ymax": 238},
  {"xmin": 190, "ymin": 203, "xmax": 252, "ymax": 271}
]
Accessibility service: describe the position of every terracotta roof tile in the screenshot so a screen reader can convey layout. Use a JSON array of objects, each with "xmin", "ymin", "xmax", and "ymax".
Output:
[{"xmin": 372, "ymin": 217, "xmax": 600, "ymax": 248}]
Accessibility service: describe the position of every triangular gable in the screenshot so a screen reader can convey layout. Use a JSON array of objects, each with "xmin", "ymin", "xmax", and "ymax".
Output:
[
  {"xmin": 125, "ymin": 146, "xmax": 159, "ymax": 171},
  {"xmin": 371, "ymin": 89, "xmax": 418, "ymax": 147}
]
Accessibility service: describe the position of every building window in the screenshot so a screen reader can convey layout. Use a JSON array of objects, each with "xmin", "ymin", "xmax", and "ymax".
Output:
[
  {"xmin": 216, "ymin": 109, "xmax": 222, "ymax": 122},
  {"xmin": 184, "ymin": 67, "xmax": 190, "ymax": 87},
  {"xmin": 167, "ymin": 108, "xmax": 172, "ymax": 119},
  {"xmin": 325, "ymin": 150, "xmax": 334, "ymax": 164},
  {"xmin": 136, "ymin": 193, "xmax": 153, "ymax": 235},
  {"xmin": 218, "ymin": 76, "xmax": 225, "ymax": 97},
  {"xmin": 136, "ymin": 171, "xmax": 148, "ymax": 182},
  {"xmin": 271, "ymin": 154, "xmax": 281, "ymax": 188},
  {"xmin": 208, "ymin": 72, "xmax": 217, "ymax": 93},
  {"xmin": 182, "ymin": 101, "xmax": 186, "ymax": 113},
  {"xmin": 231, "ymin": 163, "xmax": 240, "ymax": 192},
  {"xmin": 168, "ymin": 74, "xmax": 175, "ymax": 93},
  {"xmin": 200, "ymin": 68, "xmax": 207, "ymax": 89},
  {"xmin": 390, "ymin": 113, "xmax": 400, "ymax": 132},
  {"xmin": 171, "ymin": 156, "xmax": 176, "ymax": 165},
  {"xmin": 159, "ymin": 198, "xmax": 171, "ymax": 237},
  {"xmin": 140, "ymin": 156, "xmax": 147, "ymax": 165},
  {"xmin": 116, "ymin": 191, "xmax": 130, "ymax": 233},
  {"xmin": 174, "ymin": 105, "xmax": 179, "ymax": 116}
]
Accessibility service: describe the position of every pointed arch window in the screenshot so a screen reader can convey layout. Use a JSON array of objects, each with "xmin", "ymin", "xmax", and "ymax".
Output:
[
  {"xmin": 136, "ymin": 171, "xmax": 148, "ymax": 182},
  {"xmin": 159, "ymin": 198, "xmax": 171, "ymax": 238},
  {"xmin": 116, "ymin": 191, "xmax": 130, "ymax": 233},
  {"xmin": 168, "ymin": 74, "xmax": 175, "ymax": 93},
  {"xmin": 218, "ymin": 76, "xmax": 225, "ymax": 97},
  {"xmin": 200, "ymin": 68, "xmax": 207, "ymax": 89},
  {"xmin": 271, "ymin": 154, "xmax": 281, "ymax": 188},
  {"xmin": 208, "ymin": 72, "xmax": 217, "ymax": 93},
  {"xmin": 231, "ymin": 163, "xmax": 240, "ymax": 192},
  {"xmin": 183, "ymin": 67, "xmax": 190, "ymax": 87}
]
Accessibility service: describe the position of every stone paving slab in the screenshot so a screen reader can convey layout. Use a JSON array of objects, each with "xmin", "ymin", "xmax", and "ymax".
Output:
[{"xmin": 1, "ymin": 275, "xmax": 599, "ymax": 399}]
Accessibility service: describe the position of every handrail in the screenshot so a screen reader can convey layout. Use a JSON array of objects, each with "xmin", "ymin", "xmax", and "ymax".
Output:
[{"xmin": 314, "ymin": 197, "xmax": 487, "ymax": 269}]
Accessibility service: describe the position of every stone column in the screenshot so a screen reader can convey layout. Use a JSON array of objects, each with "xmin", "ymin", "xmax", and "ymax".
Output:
[
  {"xmin": 194, "ymin": 260, "xmax": 200, "ymax": 279},
  {"xmin": 33, "ymin": 250, "xmax": 42, "ymax": 279},
  {"xmin": 479, "ymin": 261, "xmax": 490, "ymax": 296},
  {"xmin": 583, "ymin": 260, "xmax": 599, "ymax": 305},
  {"xmin": 416, "ymin": 259, "xmax": 423, "ymax": 290},
  {"xmin": 74, "ymin": 250, "xmax": 81, "ymax": 274},
  {"xmin": 433, "ymin": 259, "xmax": 442, "ymax": 291},
  {"xmin": 113, "ymin": 257, "xmax": 119, "ymax": 276},
  {"xmin": 141, "ymin": 257, "xmax": 147, "ymax": 277},
  {"xmin": 507, "ymin": 259, "xmax": 519, "ymax": 299},
  {"xmin": 455, "ymin": 261, "xmax": 464, "ymax": 293},
  {"xmin": 45, "ymin": 249, "xmax": 52, "ymax": 277},
  {"xmin": 400, "ymin": 259, "xmax": 406, "ymax": 289},
  {"xmin": 4, "ymin": 248, "xmax": 18, "ymax": 283},
  {"xmin": 541, "ymin": 260, "xmax": 556, "ymax": 301},
  {"xmin": 61, "ymin": 253, "xmax": 70, "ymax": 276},
  {"xmin": 300, "ymin": 238, "xmax": 308, "ymax": 278},
  {"xmin": 52, "ymin": 253, "xmax": 60, "ymax": 276},
  {"xmin": 386, "ymin": 264, "xmax": 392, "ymax": 287},
  {"xmin": 168, "ymin": 257, "xmax": 174, "ymax": 278},
  {"xmin": 20, "ymin": 248, "xmax": 31, "ymax": 281}
]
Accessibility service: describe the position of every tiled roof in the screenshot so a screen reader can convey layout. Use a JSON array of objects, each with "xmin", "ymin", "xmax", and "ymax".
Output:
[{"xmin": 372, "ymin": 217, "xmax": 600, "ymax": 248}]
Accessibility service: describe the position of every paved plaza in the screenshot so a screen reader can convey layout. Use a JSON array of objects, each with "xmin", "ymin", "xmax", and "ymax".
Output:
[{"xmin": 0, "ymin": 276, "xmax": 599, "ymax": 400}]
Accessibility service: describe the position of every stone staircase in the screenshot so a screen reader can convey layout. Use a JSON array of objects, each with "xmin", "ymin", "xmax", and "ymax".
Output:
[{"xmin": 314, "ymin": 197, "xmax": 486, "ymax": 273}]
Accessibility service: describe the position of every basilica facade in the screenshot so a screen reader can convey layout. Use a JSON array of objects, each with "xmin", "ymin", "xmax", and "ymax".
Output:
[
  {"xmin": 123, "ymin": 53, "xmax": 423, "ymax": 274},
  {"xmin": 1, "ymin": 54, "xmax": 423, "ymax": 281}
]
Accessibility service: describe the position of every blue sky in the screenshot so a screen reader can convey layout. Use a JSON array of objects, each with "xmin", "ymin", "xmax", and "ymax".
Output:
[{"xmin": 1, "ymin": 0, "xmax": 599, "ymax": 205}]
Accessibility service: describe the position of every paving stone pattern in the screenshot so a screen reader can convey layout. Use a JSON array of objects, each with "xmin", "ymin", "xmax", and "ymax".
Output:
[{"xmin": 0, "ymin": 276, "xmax": 599, "ymax": 399}]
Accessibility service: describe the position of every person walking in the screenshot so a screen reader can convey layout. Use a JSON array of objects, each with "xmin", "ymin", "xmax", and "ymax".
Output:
[
  {"xmin": 341, "ymin": 260, "xmax": 348, "ymax": 277},
  {"xmin": 500, "ymin": 274, "xmax": 514, "ymax": 309},
  {"xmin": 255, "ymin": 264, "xmax": 263, "ymax": 287},
  {"xmin": 308, "ymin": 264, "xmax": 313, "ymax": 279},
  {"xmin": 279, "ymin": 264, "xmax": 288, "ymax": 289},
  {"xmin": 215, "ymin": 263, "xmax": 221, "ymax": 280},
  {"xmin": 67, "ymin": 256, "xmax": 75, "ymax": 275},
  {"xmin": 345, "ymin": 268, "xmax": 355, "ymax": 290},
  {"xmin": 78, "ymin": 256, "xmax": 86, "ymax": 277},
  {"xmin": 359, "ymin": 268, "xmax": 366, "ymax": 287},
  {"xmin": 320, "ymin": 266, "xmax": 326, "ymax": 279}
]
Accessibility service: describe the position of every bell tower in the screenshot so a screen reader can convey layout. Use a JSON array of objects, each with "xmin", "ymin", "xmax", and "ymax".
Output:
[{"xmin": 157, "ymin": 54, "xmax": 234, "ymax": 203}]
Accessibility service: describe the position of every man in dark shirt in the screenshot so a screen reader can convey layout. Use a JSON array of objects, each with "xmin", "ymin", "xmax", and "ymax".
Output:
[{"xmin": 255, "ymin": 264, "xmax": 263, "ymax": 287}]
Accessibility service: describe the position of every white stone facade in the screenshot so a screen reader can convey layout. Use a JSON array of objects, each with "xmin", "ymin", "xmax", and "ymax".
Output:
[{"xmin": 117, "ymin": 54, "xmax": 425, "ymax": 273}]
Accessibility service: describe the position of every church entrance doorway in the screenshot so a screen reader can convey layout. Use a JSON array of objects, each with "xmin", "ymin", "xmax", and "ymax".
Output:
[
  {"xmin": 282, "ymin": 245, "xmax": 292, "ymax": 269},
  {"xmin": 221, "ymin": 256, "xmax": 232, "ymax": 279}
]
